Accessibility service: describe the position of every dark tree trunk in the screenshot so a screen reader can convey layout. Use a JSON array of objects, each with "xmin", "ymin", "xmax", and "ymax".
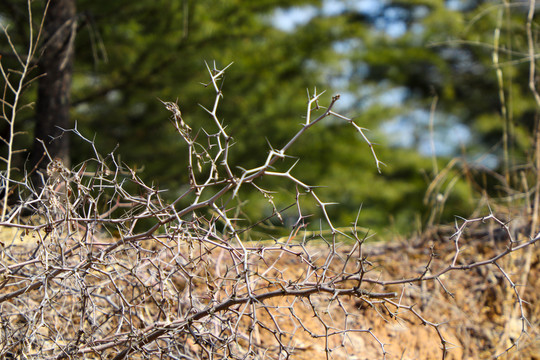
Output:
[{"xmin": 30, "ymin": 0, "xmax": 76, "ymax": 186}]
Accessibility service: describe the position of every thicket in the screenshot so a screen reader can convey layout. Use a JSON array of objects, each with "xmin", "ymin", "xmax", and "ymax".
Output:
[{"xmin": 0, "ymin": 1, "xmax": 539, "ymax": 359}]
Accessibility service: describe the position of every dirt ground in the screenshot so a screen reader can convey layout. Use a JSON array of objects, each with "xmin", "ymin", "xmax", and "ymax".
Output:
[
  {"xmin": 253, "ymin": 225, "xmax": 540, "ymax": 360},
  {"xmin": 0, "ymin": 217, "xmax": 539, "ymax": 360}
]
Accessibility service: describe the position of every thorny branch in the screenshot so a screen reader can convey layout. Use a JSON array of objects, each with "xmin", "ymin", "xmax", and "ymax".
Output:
[{"xmin": 0, "ymin": 63, "xmax": 537, "ymax": 360}]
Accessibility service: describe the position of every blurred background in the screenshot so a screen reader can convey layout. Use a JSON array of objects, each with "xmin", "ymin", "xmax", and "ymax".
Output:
[{"xmin": 1, "ymin": 0, "xmax": 538, "ymax": 237}]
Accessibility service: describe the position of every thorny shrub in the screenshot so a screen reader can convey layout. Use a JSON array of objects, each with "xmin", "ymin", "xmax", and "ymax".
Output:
[{"xmin": 0, "ymin": 59, "xmax": 538, "ymax": 360}]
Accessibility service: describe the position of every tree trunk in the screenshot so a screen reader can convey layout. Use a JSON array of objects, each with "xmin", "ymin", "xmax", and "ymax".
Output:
[{"xmin": 30, "ymin": 0, "xmax": 76, "ymax": 186}]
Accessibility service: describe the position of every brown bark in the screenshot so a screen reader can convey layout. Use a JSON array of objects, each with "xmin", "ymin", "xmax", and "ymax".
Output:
[{"xmin": 30, "ymin": 0, "xmax": 76, "ymax": 186}]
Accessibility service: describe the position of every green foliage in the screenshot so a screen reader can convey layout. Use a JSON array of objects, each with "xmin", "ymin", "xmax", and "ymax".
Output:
[
  {"xmin": 346, "ymin": 1, "xmax": 536, "ymax": 155},
  {"xmin": 1, "ymin": 0, "xmax": 536, "ymax": 236}
]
